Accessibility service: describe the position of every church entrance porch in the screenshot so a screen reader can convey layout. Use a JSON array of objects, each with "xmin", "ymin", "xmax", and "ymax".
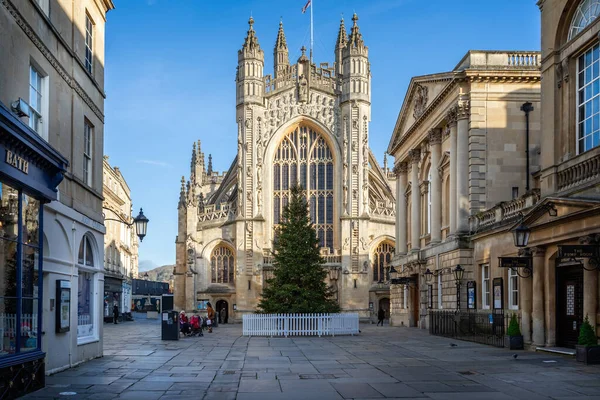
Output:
[
  {"xmin": 216, "ymin": 300, "xmax": 229, "ymax": 324},
  {"xmin": 556, "ymin": 265, "xmax": 584, "ymax": 348}
]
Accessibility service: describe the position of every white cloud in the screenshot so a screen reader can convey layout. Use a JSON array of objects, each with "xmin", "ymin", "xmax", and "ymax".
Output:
[{"xmin": 136, "ymin": 159, "xmax": 173, "ymax": 168}]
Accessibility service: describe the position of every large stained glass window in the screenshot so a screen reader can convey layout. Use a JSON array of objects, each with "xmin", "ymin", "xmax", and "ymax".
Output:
[
  {"xmin": 211, "ymin": 245, "xmax": 235, "ymax": 284},
  {"xmin": 372, "ymin": 242, "xmax": 395, "ymax": 282},
  {"xmin": 273, "ymin": 125, "xmax": 334, "ymax": 250}
]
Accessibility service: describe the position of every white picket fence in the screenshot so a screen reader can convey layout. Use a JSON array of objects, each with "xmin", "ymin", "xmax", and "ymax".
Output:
[
  {"xmin": 0, "ymin": 313, "xmax": 38, "ymax": 337},
  {"xmin": 242, "ymin": 313, "xmax": 359, "ymax": 337}
]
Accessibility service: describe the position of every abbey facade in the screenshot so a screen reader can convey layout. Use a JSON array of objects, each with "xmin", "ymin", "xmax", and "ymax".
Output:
[{"xmin": 174, "ymin": 15, "xmax": 396, "ymax": 321}]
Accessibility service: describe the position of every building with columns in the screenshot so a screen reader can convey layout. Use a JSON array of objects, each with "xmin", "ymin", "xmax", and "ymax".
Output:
[
  {"xmin": 102, "ymin": 157, "xmax": 139, "ymax": 321},
  {"xmin": 387, "ymin": 50, "xmax": 541, "ymax": 328},
  {"xmin": 174, "ymin": 15, "xmax": 396, "ymax": 321},
  {"xmin": 470, "ymin": 0, "xmax": 600, "ymax": 349}
]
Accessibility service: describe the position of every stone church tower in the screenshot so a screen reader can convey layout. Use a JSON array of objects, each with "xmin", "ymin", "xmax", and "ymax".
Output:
[{"xmin": 175, "ymin": 15, "xmax": 396, "ymax": 321}]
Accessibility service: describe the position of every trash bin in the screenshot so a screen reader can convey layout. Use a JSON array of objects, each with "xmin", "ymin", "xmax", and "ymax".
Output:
[{"xmin": 161, "ymin": 310, "xmax": 179, "ymax": 340}]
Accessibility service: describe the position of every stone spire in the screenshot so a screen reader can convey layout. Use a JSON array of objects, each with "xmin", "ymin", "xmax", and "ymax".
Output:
[
  {"xmin": 178, "ymin": 176, "xmax": 186, "ymax": 209},
  {"xmin": 241, "ymin": 16, "xmax": 261, "ymax": 54},
  {"xmin": 383, "ymin": 152, "xmax": 388, "ymax": 173},
  {"xmin": 335, "ymin": 18, "xmax": 347, "ymax": 77},
  {"xmin": 190, "ymin": 140, "xmax": 205, "ymax": 186},
  {"xmin": 274, "ymin": 19, "xmax": 289, "ymax": 78},
  {"xmin": 336, "ymin": 18, "xmax": 347, "ymax": 50},
  {"xmin": 207, "ymin": 154, "xmax": 213, "ymax": 176},
  {"xmin": 348, "ymin": 13, "xmax": 366, "ymax": 51}
]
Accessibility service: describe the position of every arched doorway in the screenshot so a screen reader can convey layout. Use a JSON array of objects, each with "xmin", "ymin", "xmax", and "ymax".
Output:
[
  {"xmin": 216, "ymin": 300, "xmax": 229, "ymax": 324},
  {"xmin": 379, "ymin": 297, "xmax": 390, "ymax": 319}
]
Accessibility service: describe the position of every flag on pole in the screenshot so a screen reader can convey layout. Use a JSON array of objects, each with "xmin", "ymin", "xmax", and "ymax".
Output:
[{"xmin": 301, "ymin": 0, "xmax": 311, "ymax": 13}]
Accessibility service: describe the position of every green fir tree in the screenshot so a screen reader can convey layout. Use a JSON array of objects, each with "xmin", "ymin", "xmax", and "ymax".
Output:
[
  {"xmin": 578, "ymin": 315, "xmax": 598, "ymax": 347},
  {"xmin": 258, "ymin": 184, "xmax": 340, "ymax": 314}
]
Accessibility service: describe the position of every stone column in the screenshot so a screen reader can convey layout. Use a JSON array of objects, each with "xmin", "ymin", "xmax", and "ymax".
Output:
[
  {"xmin": 409, "ymin": 149, "xmax": 421, "ymax": 251},
  {"xmin": 518, "ymin": 248, "xmax": 533, "ymax": 344},
  {"xmin": 544, "ymin": 254, "xmax": 556, "ymax": 346},
  {"xmin": 456, "ymin": 101, "xmax": 470, "ymax": 234},
  {"xmin": 428, "ymin": 129, "xmax": 442, "ymax": 243},
  {"xmin": 532, "ymin": 246, "xmax": 546, "ymax": 346},
  {"xmin": 394, "ymin": 163, "xmax": 408, "ymax": 254},
  {"xmin": 447, "ymin": 107, "xmax": 458, "ymax": 236},
  {"xmin": 584, "ymin": 263, "xmax": 598, "ymax": 332}
]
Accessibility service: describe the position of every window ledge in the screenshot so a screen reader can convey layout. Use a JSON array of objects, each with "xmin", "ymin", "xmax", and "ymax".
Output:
[{"xmin": 77, "ymin": 336, "xmax": 99, "ymax": 346}]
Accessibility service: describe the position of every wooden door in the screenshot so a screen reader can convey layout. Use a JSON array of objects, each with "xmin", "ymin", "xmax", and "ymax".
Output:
[{"xmin": 556, "ymin": 266, "xmax": 584, "ymax": 348}]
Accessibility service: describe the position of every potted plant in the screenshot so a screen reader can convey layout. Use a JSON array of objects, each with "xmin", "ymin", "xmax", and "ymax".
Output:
[
  {"xmin": 505, "ymin": 313, "xmax": 524, "ymax": 350},
  {"xmin": 576, "ymin": 315, "xmax": 600, "ymax": 364}
]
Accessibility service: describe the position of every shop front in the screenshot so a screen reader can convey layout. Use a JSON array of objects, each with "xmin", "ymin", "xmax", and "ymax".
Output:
[
  {"xmin": 103, "ymin": 277, "xmax": 123, "ymax": 322},
  {"xmin": 0, "ymin": 102, "xmax": 67, "ymax": 398}
]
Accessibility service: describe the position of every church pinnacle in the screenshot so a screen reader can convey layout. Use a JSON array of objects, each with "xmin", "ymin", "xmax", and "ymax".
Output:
[
  {"xmin": 336, "ymin": 17, "xmax": 347, "ymax": 50},
  {"xmin": 274, "ymin": 19, "xmax": 289, "ymax": 78},
  {"xmin": 348, "ymin": 13, "xmax": 365, "ymax": 49},
  {"xmin": 242, "ymin": 16, "xmax": 261, "ymax": 53}
]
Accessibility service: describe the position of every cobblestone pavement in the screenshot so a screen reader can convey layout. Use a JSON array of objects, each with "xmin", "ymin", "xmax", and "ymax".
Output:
[{"xmin": 23, "ymin": 315, "xmax": 600, "ymax": 399}]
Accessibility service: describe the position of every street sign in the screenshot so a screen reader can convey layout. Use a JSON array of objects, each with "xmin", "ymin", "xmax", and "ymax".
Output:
[
  {"xmin": 499, "ymin": 257, "xmax": 532, "ymax": 270},
  {"xmin": 558, "ymin": 245, "xmax": 598, "ymax": 259}
]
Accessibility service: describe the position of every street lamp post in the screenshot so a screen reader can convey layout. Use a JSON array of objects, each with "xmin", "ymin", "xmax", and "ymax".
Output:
[
  {"xmin": 453, "ymin": 265, "xmax": 464, "ymax": 311},
  {"xmin": 520, "ymin": 102, "xmax": 534, "ymax": 192},
  {"xmin": 103, "ymin": 207, "xmax": 150, "ymax": 242}
]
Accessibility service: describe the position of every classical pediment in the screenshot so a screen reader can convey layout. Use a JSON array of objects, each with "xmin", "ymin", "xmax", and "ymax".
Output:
[
  {"xmin": 387, "ymin": 72, "xmax": 454, "ymax": 155},
  {"xmin": 519, "ymin": 197, "xmax": 600, "ymax": 229}
]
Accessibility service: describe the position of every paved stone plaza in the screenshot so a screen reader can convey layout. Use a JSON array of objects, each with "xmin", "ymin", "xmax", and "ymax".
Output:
[{"xmin": 23, "ymin": 316, "xmax": 600, "ymax": 400}]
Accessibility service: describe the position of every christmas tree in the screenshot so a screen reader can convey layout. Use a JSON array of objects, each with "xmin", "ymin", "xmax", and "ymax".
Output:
[{"xmin": 258, "ymin": 184, "xmax": 340, "ymax": 314}]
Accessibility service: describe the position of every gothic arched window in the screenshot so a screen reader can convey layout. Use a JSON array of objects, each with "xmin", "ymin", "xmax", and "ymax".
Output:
[
  {"xmin": 273, "ymin": 125, "xmax": 334, "ymax": 250},
  {"xmin": 569, "ymin": 0, "xmax": 600, "ymax": 40},
  {"xmin": 211, "ymin": 245, "xmax": 235, "ymax": 284},
  {"xmin": 373, "ymin": 242, "xmax": 395, "ymax": 282}
]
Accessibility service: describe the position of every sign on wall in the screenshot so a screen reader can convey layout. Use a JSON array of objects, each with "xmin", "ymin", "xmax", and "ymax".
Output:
[
  {"xmin": 467, "ymin": 281, "xmax": 476, "ymax": 310},
  {"xmin": 493, "ymin": 277, "xmax": 503, "ymax": 310}
]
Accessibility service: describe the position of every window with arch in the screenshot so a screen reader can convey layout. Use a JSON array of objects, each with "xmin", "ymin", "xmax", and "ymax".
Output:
[
  {"xmin": 211, "ymin": 245, "xmax": 235, "ymax": 284},
  {"xmin": 372, "ymin": 242, "xmax": 395, "ymax": 282},
  {"xmin": 577, "ymin": 43, "xmax": 600, "ymax": 153},
  {"xmin": 568, "ymin": 0, "xmax": 600, "ymax": 41},
  {"xmin": 77, "ymin": 234, "xmax": 95, "ymax": 340},
  {"xmin": 273, "ymin": 125, "xmax": 334, "ymax": 250}
]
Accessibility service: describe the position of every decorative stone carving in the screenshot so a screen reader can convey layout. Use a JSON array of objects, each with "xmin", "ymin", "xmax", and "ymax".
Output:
[
  {"xmin": 428, "ymin": 128, "xmax": 442, "ymax": 145},
  {"xmin": 263, "ymin": 89, "xmax": 336, "ymax": 138},
  {"xmin": 419, "ymin": 181, "xmax": 429, "ymax": 195},
  {"xmin": 408, "ymin": 149, "xmax": 421, "ymax": 164},
  {"xmin": 393, "ymin": 162, "xmax": 408, "ymax": 175},
  {"xmin": 456, "ymin": 100, "xmax": 470, "ymax": 120},
  {"xmin": 446, "ymin": 106, "xmax": 458, "ymax": 126},
  {"xmin": 413, "ymin": 84, "xmax": 428, "ymax": 120}
]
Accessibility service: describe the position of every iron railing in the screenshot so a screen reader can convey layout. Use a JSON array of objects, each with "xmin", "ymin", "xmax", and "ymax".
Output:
[{"xmin": 429, "ymin": 309, "xmax": 506, "ymax": 348}]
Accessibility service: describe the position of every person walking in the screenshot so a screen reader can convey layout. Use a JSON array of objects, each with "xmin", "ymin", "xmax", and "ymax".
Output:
[
  {"xmin": 206, "ymin": 302, "xmax": 215, "ymax": 333},
  {"xmin": 221, "ymin": 306, "xmax": 227, "ymax": 324},
  {"xmin": 113, "ymin": 304, "xmax": 119, "ymax": 324},
  {"xmin": 377, "ymin": 307, "xmax": 385, "ymax": 326}
]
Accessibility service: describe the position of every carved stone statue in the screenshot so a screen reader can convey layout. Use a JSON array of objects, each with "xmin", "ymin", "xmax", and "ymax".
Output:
[
  {"xmin": 413, "ymin": 84, "xmax": 428, "ymax": 120},
  {"xmin": 298, "ymin": 74, "xmax": 308, "ymax": 103}
]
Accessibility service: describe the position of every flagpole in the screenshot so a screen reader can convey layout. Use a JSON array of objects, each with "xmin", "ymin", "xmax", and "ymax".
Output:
[{"xmin": 310, "ymin": 0, "xmax": 313, "ymax": 63}]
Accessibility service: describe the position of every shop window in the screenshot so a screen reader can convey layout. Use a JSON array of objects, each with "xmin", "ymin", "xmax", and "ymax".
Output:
[
  {"xmin": 77, "ymin": 272, "xmax": 94, "ymax": 338},
  {"xmin": 78, "ymin": 235, "xmax": 94, "ymax": 267},
  {"xmin": 0, "ymin": 185, "xmax": 42, "ymax": 356}
]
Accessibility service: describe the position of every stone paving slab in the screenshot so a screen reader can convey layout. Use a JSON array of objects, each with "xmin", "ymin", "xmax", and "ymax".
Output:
[{"xmin": 21, "ymin": 314, "xmax": 600, "ymax": 399}]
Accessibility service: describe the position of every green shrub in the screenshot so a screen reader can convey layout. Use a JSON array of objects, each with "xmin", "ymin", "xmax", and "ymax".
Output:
[
  {"xmin": 578, "ymin": 315, "xmax": 598, "ymax": 347},
  {"xmin": 507, "ymin": 313, "xmax": 522, "ymax": 337}
]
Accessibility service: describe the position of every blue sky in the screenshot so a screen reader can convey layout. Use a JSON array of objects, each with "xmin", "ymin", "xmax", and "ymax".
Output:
[{"xmin": 104, "ymin": 0, "xmax": 541, "ymax": 271}]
